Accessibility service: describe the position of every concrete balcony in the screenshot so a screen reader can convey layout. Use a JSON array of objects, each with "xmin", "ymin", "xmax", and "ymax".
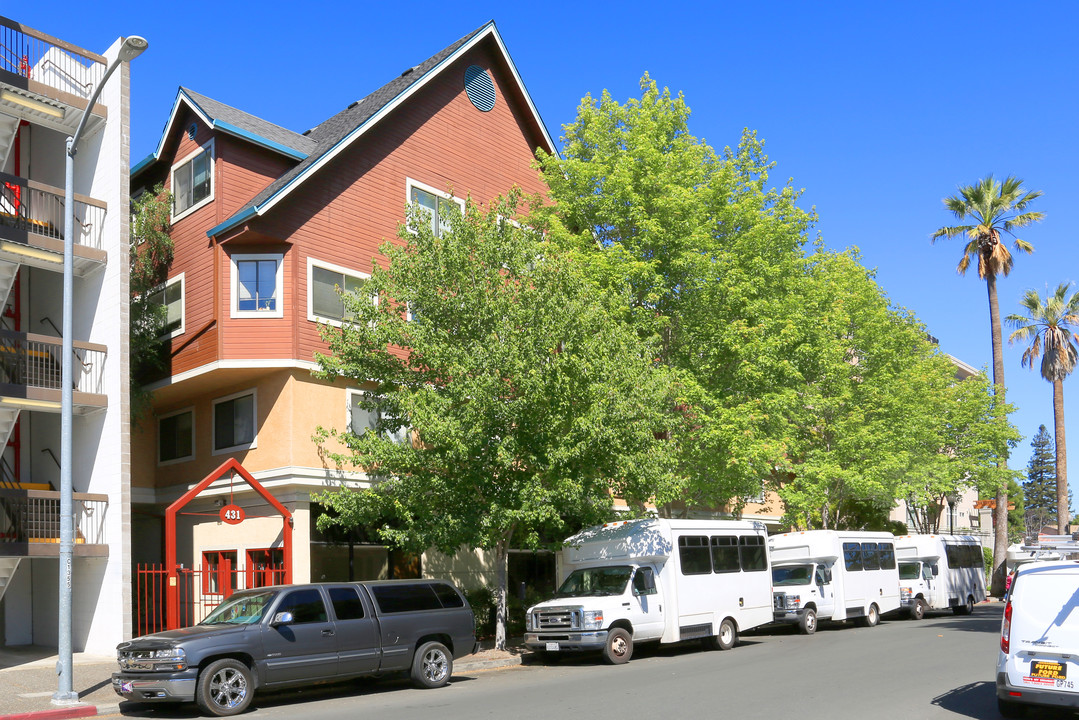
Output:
[
  {"xmin": 0, "ymin": 329, "xmax": 107, "ymax": 414},
  {"xmin": 0, "ymin": 15, "xmax": 106, "ymax": 137},
  {"xmin": 0, "ymin": 488, "xmax": 108, "ymax": 557},
  {"xmin": 0, "ymin": 171, "xmax": 107, "ymax": 273}
]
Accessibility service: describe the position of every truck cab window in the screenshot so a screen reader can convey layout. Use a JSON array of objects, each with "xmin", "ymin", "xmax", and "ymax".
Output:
[
  {"xmin": 276, "ymin": 589, "xmax": 329, "ymax": 623},
  {"xmin": 633, "ymin": 567, "xmax": 656, "ymax": 596}
]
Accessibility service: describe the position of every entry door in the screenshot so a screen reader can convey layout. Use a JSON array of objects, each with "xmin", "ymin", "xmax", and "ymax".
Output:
[{"xmin": 261, "ymin": 587, "xmax": 338, "ymax": 684}]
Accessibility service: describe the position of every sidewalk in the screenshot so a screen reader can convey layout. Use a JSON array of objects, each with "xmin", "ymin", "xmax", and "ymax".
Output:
[{"xmin": 0, "ymin": 641, "xmax": 527, "ymax": 720}]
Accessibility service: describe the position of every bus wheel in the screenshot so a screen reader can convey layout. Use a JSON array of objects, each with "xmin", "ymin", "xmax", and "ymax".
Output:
[
  {"xmin": 799, "ymin": 608, "xmax": 817, "ymax": 635},
  {"xmin": 954, "ymin": 595, "xmax": 975, "ymax": 616},
  {"xmin": 910, "ymin": 598, "xmax": 926, "ymax": 620},
  {"xmin": 603, "ymin": 628, "xmax": 632, "ymax": 664}
]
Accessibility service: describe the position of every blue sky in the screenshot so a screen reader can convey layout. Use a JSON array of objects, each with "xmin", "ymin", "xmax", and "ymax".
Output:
[{"xmin": 15, "ymin": 1, "xmax": 1079, "ymax": 508}]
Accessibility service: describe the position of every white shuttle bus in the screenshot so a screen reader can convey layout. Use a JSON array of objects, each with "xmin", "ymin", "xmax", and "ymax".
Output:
[
  {"xmin": 524, "ymin": 518, "xmax": 773, "ymax": 664},
  {"xmin": 895, "ymin": 534, "xmax": 986, "ymax": 618},
  {"xmin": 770, "ymin": 530, "xmax": 901, "ymax": 634}
]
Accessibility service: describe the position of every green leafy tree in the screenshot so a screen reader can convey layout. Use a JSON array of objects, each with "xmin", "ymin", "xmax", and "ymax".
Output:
[
  {"xmin": 312, "ymin": 191, "xmax": 678, "ymax": 650},
  {"xmin": 901, "ymin": 371, "xmax": 1020, "ymax": 534},
  {"xmin": 1008, "ymin": 282, "xmax": 1079, "ymax": 534},
  {"xmin": 129, "ymin": 184, "xmax": 173, "ymax": 422},
  {"xmin": 931, "ymin": 174, "xmax": 1043, "ymax": 594},
  {"xmin": 537, "ymin": 74, "xmax": 816, "ymax": 514},
  {"xmin": 1023, "ymin": 425, "xmax": 1057, "ymax": 533}
]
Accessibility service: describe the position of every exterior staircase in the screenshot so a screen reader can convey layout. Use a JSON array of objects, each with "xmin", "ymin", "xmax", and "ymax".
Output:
[
  {"xmin": 0, "ymin": 557, "xmax": 19, "ymax": 603},
  {"xmin": 0, "ymin": 113, "xmax": 18, "ymax": 175}
]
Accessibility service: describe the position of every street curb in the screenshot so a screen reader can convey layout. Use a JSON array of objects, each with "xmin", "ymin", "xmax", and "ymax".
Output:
[
  {"xmin": 0, "ymin": 705, "xmax": 98, "ymax": 720},
  {"xmin": 457, "ymin": 655, "xmax": 524, "ymax": 672},
  {"xmin": 0, "ymin": 657, "xmax": 524, "ymax": 720}
]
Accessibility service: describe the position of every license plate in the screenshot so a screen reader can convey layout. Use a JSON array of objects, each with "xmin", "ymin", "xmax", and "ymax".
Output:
[
  {"xmin": 1031, "ymin": 661, "xmax": 1067, "ymax": 680},
  {"xmin": 545, "ymin": 642, "xmax": 559, "ymax": 651}
]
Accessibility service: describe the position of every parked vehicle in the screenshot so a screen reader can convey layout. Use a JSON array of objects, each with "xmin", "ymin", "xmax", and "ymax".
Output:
[
  {"xmin": 894, "ymin": 534, "xmax": 985, "ymax": 619},
  {"xmin": 770, "ymin": 530, "xmax": 900, "ymax": 634},
  {"xmin": 997, "ymin": 553, "xmax": 1079, "ymax": 717},
  {"xmin": 112, "ymin": 579, "xmax": 476, "ymax": 717},
  {"xmin": 524, "ymin": 518, "xmax": 773, "ymax": 664}
]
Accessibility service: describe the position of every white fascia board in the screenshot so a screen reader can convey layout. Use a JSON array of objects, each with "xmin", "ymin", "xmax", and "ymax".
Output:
[
  {"xmin": 254, "ymin": 23, "xmax": 555, "ymax": 220},
  {"xmin": 150, "ymin": 90, "xmax": 216, "ymax": 161},
  {"xmin": 487, "ymin": 25, "xmax": 558, "ymax": 157},
  {"xmin": 141, "ymin": 358, "xmax": 321, "ymax": 392}
]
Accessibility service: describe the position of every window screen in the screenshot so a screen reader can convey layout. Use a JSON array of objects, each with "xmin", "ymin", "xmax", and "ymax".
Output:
[
  {"xmin": 843, "ymin": 543, "xmax": 863, "ymax": 571},
  {"xmin": 678, "ymin": 536, "xmax": 712, "ymax": 575},
  {"xmin": 739, "ymin": 535, "xmax": 767, "ymax": 572},
  {"xmin": 711, "ymin": 536, "xmax": 741, "ymax": 573}
]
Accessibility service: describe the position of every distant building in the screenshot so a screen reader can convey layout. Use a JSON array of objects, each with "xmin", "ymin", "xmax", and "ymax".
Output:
[{"xmin": 0, "ymin": 16, "xmax": 133, "ymax": 652}]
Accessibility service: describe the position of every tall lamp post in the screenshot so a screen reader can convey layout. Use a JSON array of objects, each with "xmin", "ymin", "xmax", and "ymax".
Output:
[
  {"xmin": 54, "ymin": 34, "xmax": 147, "ymax": 706},
  {"xmin": 946, "ymin": 492, "xmax": 958, "ymax": 536}
]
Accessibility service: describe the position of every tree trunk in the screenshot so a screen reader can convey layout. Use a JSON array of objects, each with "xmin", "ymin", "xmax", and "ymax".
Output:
[
  {"xmin": 986, "ymin": 273, "xmax": 1009, "ymax": 596},
  {"xmin": 1053, "ymin": 379, "xmax": 1069, "ymax": 534},
  {"xmin": 493, "ymin": 530, "xmax": 513, "ymax": 651}
]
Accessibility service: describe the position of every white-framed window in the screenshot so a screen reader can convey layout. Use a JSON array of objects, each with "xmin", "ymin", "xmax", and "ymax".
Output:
[
  {"xmin": 230, "ymin": 253, "xmax": 284, "ymax": 319},
  {"xmin": 307, "ymin": 257, "xmax": 371, "ymax": 325},
  {"xmin": 171, "ymin": 140, "xmax": 214, "ymax": 221},
  {"xmin": 148, "ymin": 273, "xmax": 185, "ymax": 338},
  {"xmin": 158, "ymin": 406, "xmax": 194, "ymax": 464},
  {"xmin": 347, "ymin": 389, "xmax": 411, "ymax": 445},
  {"xmin": 212, "ymin": 388, "xmax": 257, "ymax": 454},
  {"xmin": 407, "ymin": 178, "xmax": 464, "ymax": 237}
]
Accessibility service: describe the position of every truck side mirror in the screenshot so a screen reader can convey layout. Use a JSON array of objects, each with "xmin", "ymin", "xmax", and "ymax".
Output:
[{"xmin": 271, "ymin": 611, "xmax": 294, "ymax": 627}]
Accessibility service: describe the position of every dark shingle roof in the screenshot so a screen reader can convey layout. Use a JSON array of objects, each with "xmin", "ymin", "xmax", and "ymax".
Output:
[
  {"xmin": 210, "ymin": 21, "xmax": 494, "ymax": 236},
  {"xmin": 180, "ymin": 87, "xmax": 318, "ymax": 158}
]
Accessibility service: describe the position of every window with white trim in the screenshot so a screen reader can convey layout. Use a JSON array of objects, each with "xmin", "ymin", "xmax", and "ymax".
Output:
[
  {"xmin": 407, "ymin": 179, "xmax": 464, "ymax": 237},
  {"xmin": 171, "ymin": 142, "xmax": 213, "ymax": 219},
  {"xmin": 158, "ymin": 407, "xmax": 194, "ymax": 464},
  {"xmin": 231, "ymin": 253, "xmax": 284, "ymax": 318},
  {"xmin": 148, "ymin": 273, "xmax": 185, "ymax": 338},
  {"xmin": 308, "ymin": 258, "xmax": 370, "ymax": 324},
  {"xmin": 348, "ymin": 389, "xmax": 411, "ymax": 445},
  {"xmin": 213, "ymin": 389, "xmax": 257, "ymax": 454}
]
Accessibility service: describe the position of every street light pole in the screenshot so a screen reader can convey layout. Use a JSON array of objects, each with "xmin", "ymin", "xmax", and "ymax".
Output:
[{"xmin": 54, "ymin": 34, "xmax": 147, "ymax": 706}]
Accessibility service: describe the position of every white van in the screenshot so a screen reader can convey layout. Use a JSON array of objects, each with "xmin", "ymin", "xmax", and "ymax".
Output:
[
  {"xmin": 997, "ymin": 558, "xmax": 1079, "ymax": 716},
  {"xmin": 895, "ymin": 534, "xmax": 986, "ymax": 618},
  {"xmin": 523, "ymin": 518, "xmax": 773, "ymax": 663},
  {"xmin": 770, "ymin": 530, "xmax": 900, "ymax": 633}
]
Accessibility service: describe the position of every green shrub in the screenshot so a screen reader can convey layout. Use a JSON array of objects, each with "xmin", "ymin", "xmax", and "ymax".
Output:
[
  {"xmin": 983, "ymin": 545, "xmax": 994, "ymax": 585},
  {"xmin": 464, "ymin": 585, "xmax": 549, "ymax": 639}
]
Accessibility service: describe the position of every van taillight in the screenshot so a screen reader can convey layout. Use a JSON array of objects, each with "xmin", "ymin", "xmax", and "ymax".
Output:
[{"xmin": 1001, "ymin": 600, "xmax": 1012, "ymax": 653}]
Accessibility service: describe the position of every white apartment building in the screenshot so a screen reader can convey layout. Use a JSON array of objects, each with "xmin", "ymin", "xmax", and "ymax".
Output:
[{"xmin": 0, "ymin": 16, "xmax": 132, "ymax": 653}]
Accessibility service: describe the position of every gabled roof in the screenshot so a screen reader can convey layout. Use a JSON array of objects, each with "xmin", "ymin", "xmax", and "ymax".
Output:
[
  {"xmin": 131, "ymin": 86, "xmax": 318, "ymax": 176},
  {"xmin": 205, "ymin": 20, "xmax": 556, "ymax": 239}
]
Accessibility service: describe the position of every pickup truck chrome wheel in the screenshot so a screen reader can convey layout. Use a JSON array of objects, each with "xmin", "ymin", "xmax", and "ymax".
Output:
[
  {"xmin": 412, "ymin": 641, "xmax": 453, "ymax": 689},
  {"xmin": 196, "ymin": 658, "xmax": 253, "ymax": 717},
  {"xmin": 602, "ymin": 628, "xmax": 633, "ymax": 664}
]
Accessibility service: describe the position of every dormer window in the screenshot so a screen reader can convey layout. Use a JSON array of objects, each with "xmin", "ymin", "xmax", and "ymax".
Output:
[{"xmin": 171, "ymin": 141, "xmax": 214, "ymax": 220}]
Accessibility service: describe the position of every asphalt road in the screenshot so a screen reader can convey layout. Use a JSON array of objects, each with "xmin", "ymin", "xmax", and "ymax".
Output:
[{"xmin": 108, "ymin": 604, "xmax": 1078, "ymax": 720}]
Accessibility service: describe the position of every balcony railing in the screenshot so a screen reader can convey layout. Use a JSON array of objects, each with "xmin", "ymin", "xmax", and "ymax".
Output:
[
  {"xmin": 0, "ymin": 171, "xmax": 106, "ymax": 252},
  {"xmin": 0, "ymin": 329, "xmax": 106, "ymax": 395},
  {"xmin": 0, "ymin": 488, "xmax": 107, "ymax": 548},
  {"xmin": 0, "ymin": 16, "xmax": 104, "ymax": 101}
]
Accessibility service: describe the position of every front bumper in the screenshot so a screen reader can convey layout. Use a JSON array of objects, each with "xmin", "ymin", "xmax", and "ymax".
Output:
[
  {"xmin": 524, "ymin": 630, "xmax": 608, "ymax": 652},
  {"xmin": 997, "ymin": 671, "xmax": 1079, "ymax": 709},
  {"xmin": 112, "ymin": 671, "xmax": 197, "ymax": 703},
  {"xmin": 773, "ymin": 608, "xmax": 806, "ymax": 623}
]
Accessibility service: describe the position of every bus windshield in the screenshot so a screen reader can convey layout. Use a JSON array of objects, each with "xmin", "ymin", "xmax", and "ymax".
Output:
[
  {"xmin": 898, "ymin": 562, "xmax": 921, "ymax": 580},
  {"xmin": 553, "ymin": 566, "xmax": 633, "ymax": 598},
  {"xmin": 772, "ymin": 564, "xmax": 813, "ymax": 586}
]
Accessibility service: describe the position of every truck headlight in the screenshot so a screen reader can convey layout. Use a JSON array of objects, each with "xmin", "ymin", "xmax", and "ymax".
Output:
[
  {"xmin": 525, "ymin": 611, "xmax": 533, "ymax": 631},
  {"xmin": 900, "ymin": 587, "xmax": 912, "ymax": 602},
  {"xmin": 785, "ymin": 595, "xmax": 801, "ymax": 609},
  {"xmin": 581, "ymin": 610, "xmax": 604, "ymax": 630}
]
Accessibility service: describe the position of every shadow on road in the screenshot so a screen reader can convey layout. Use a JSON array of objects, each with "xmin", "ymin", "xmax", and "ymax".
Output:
[{"xmin": 932, "ymin": 680, "xmax": 1079, "ymax": 720}]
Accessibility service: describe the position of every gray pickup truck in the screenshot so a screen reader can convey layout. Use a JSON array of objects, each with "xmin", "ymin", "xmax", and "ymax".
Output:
[{"xmin": 112, "ymin": 579, "xmax": 476, "ymax": 717}]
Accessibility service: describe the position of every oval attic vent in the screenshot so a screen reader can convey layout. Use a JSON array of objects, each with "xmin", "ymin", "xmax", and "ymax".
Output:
[{"xmin": 464, "ymin": 65, "xmax": 495, "ymax": 113}]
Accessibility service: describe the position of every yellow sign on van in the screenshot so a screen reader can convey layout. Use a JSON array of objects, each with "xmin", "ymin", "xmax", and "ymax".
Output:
[{"xmin": 1031, "ymin": 660, "xmax": 1067, "ymax": 680}]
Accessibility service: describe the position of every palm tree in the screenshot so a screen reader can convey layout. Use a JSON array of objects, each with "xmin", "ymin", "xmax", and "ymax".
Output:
[
  {"xmin": 1007, "ymin": 283, "xmax": 1079, "ymax": 535},
  {"xmin": 932, "ymin": 174, "xmax": 1043, "ymax": 594}
]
